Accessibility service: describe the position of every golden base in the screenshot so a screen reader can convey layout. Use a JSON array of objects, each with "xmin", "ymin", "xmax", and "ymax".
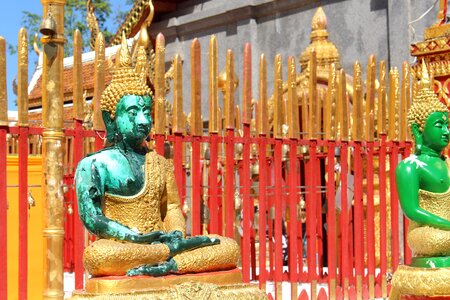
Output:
[
  {"xmin": 390, "ymin": 265, "xmax": 450, "ymax": 300},
  {"xmin": 70, "ymin": 268, "xmax": 267, "ymax": 299},
  {"xmin": 71, "ymin": 282, "xmax": 266, "ymax": 300},
  {"xmin": 85, "ymin": 268, "xmax": 242, "ymax": 293}
]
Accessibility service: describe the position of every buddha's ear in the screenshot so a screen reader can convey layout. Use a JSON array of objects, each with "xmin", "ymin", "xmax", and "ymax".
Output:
[
  {"xmin": 411, "ymin": 123, "xmax": 422, "ymax": 155},
  {"xmin": 102, "ymin": 111, "xmax": 116, "ymax": 143}
]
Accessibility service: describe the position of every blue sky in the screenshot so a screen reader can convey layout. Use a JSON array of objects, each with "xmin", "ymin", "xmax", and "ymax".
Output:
[{"xmin": 0, "ymin": 1, "xmax": 130, "ymax": 111}]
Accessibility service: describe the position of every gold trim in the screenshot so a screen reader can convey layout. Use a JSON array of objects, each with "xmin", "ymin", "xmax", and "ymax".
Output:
[
  {"xmin": 86, "ymin": 268, "xmax": 243, "ymax": 293},
  {"xmin": 391, "ymin": 265, "xmax": 450, "ymax": 298},
  {"xmin": 72, "ymin": 282, "xmax": 267, "ymax": 300}
]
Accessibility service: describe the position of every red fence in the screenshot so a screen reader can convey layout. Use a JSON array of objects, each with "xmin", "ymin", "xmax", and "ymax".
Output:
[{"xmin": 0, "ymin": 124, "xmax": 413, "ymax": 299}]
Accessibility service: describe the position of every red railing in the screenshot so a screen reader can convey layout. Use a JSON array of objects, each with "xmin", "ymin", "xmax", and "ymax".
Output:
[{"xmin": 0, "ymin": 122, "xmax": 413, "ymax": 299}]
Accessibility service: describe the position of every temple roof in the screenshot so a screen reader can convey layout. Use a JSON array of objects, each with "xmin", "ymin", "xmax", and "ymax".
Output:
[{"xmin": 109, "ymin": 0, "xmax": 188, "ymax": 46}]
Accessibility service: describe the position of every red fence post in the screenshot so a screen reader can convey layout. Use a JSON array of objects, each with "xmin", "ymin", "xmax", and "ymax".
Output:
[
  {"xmin": 366, "ymin": 141, "xmax": 376, "ymax": 298},
  {"xmin": 191, "ymin": 136, "xmax": 202, "ymax": 236},
  {"xmin": 288, "ymin": 139, "xmax": 299, "ymax": 298},
  {"xmin": 339, "ymin": 142, "xmax": 350, "ymax": 297},
  {"xmin": 258, "ymin": 135, "xmax": 268, "ymax": 289},
  {"xmin": 208, "ymin": 133, "xmax": 219, "ymax": 234},
  {"xmin": 242, "ymin": 124, "xmax": 252, "ymax": 283},
  {"xmin": 353, "ymin": 141, "xmax": 364, "ymax": 298},
  {"xmin": 306, "ymin": 139, "xmax": 318, "ymax": 297},
  {"xmin": 402, "ymin": 141, "xmax": 412, "ymax": 265},
  {"xmin": 73, "ymin": 119, "xmax": 84, "ymax": 289},
  {"xmin": 274, "ymin": 138, "xmax": 283, "ymax": 298},
  {"xmin": 390, "ymin": 142, "xmax": 400, "ymax": 271},
  {"xmin": 0, "ymin": 124, "xmax": 7, "ymax": 298},
  {"xmin": 379, "ymin": 135, "xmax": 388, "ymax": 298},
  {"xmin": 326, "ymin": 140, "xmax": 337, "ymax": 299},
  {"xmin": 225, "ymin": 128, "xmax": 235, "ymax": 238},
  {"xmin": 18, "ymin": 125, "xmax": 28, "ymax": 300}
]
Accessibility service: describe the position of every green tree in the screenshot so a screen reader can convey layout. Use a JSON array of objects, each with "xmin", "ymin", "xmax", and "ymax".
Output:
[{"xmin": 13, "ymin": 0, "xmax": 118, "ymax": 57}]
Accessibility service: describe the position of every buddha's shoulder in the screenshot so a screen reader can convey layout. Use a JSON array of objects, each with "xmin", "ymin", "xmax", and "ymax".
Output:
[{"xmin": 77, "ymin": 148, "xmax": 125, "ymax": 168}]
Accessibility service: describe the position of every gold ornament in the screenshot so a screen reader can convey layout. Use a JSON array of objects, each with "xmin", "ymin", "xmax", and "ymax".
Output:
[
  {"xmin": 100, "ymin": 32, "xmax": 152, "ymax": 119},
  {"xmin": 407, "ymin": 60, "xmax": 447, "ymax": 132}
]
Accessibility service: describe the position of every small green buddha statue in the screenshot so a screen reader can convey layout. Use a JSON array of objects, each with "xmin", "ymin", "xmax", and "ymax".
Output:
[
  {"xmin": 390, "ymin": 61, "xmax": 450, "ymax": 299},
  {"xmin": 75, "ymin": 36, "xmax": 239, "ymax": 278}
]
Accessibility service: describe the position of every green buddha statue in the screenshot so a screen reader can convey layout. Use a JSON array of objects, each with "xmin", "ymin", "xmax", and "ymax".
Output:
[
  {"xmin": 75, "ymin": 37, "xmax": 239, "ymax": 278},
  {"xmin": 390, "ymin": 61, "xmax": 450, "ymax": 299}
]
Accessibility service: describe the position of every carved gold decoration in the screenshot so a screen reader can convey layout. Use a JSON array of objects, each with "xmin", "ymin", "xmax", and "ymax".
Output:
[
  {"xmin": 110, "ymin": 0, "xmax": 154, "ymax": 46},
  {"xmin": 84, "ymin": 239, "xmax": 171, "ymax": 277},
  {"xmin": 71, "ymin": 281, "xmax": 267, "ymax": 300},
  {"xmin": 173, "ymin": 235, "xmax": 240, "ymax": 273},
  {"xmin": 390, "ymin": 265, "xmax": 450, "ymax": 300},
  {"xmin": 407, "ymin": 61, "xmax": 447, "ymax": 131},
  {"xmin": 86, "ymin": 0, "xmax": 100, "ymax": 50},
  {"xmin": 299, "ymin": 7, "xmax": 341, "ymax": 75},
  {"xmin": 100, "ymin": 33, "xmax": 152, "ymax": 119}
]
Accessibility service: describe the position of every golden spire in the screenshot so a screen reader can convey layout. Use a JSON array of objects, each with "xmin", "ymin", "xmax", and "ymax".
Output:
[
  {"xmin": 407, "ymin": 60, "xmax": 447, "ymax": 131},
  {"xmin": 116, "ymin": 32, "xmax": 132, "ymax": 69},
  {"xmin": 299, "ymin": 7, "xmax": 341, "ymax": 72}
]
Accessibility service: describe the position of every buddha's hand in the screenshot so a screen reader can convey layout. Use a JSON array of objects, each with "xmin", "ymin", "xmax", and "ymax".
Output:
[
  {"xmin": 160, "ymin": 233, "xmax": 221, "ymax": 256},
  {"xmin": 130, "ymin": 230, "xmax": 165, "ymax": 244}
]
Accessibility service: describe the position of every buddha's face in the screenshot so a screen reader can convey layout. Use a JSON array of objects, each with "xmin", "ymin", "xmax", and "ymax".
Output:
[
  {"xmin": 422, "ymin": 111, "xmax": 450, "ymax": 153},
  {"xmin": 115, "ymin": 94, "xmax": 152, "ymax": 148}
]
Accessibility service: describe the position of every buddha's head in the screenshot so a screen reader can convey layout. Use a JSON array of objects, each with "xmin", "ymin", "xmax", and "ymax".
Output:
[
  {"xmin": 100, "ymin": 34, "xmax": 153, "ymax": 150},
  {"xmin": 408, "ymin": 61, "xmax": 449, "ymax": 154}
]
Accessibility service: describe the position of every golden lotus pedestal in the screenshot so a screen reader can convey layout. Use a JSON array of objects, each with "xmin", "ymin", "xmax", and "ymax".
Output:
[
  {"xmin": 70, "ymin": 268, "xmax": 267, "ymax": 299},
  {"xmin": 390, "ymin": 266, "xmax": 450, "ymax": 300}
]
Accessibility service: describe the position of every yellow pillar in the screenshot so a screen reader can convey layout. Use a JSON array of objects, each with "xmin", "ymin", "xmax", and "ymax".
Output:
[{"xmin": 40, "ymin": 0, "xmax": 66, "ymax": 299}]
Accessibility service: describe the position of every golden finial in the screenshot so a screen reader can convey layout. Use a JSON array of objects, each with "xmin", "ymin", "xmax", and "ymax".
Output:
[
  {"xmin": 116, "ymin": 32, "xmax": 132, "ymax": 68},
  {"xmin": 299, "ymin": 7, "xmax": 341, "ymax": 72},
  {"xmin": 311, "ymin": 7, "xmax": 326, "ymax": 31},
  {"xmin": 407, "ymin": 60, "xmax": 447, "ymax": 131}
]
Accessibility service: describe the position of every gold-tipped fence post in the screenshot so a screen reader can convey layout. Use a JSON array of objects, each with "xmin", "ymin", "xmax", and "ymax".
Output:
[
  {"xmin": 209, "ymin": 36, "xmax": 219, "ymax": 134},
  {"xmin": 352, "ymin": 61, "xmax": 363, "ymax": 141},
  {"xmin": 308, "ymin": 49, "xmax": 317, "ymax": 139},
  {"xmin": 40, "ymin": 0, "xmax": 66, "ymax": 298},
  {"xmin": 388, "ymin": 68, "xmax": 400, "ymax": 141},
  {"xmin": 378, "ymin": 61, "xmax": 387, "ymax": 136},
  {"xmin": 273, "ymin": 54, "xmax": 283, "ymax": 139},
  {"xmin": 0, "ymin": 37, "xmax": 6, "ymax": 126},
  {"xmin": 287, "ymin": 56, "xmax": 299, "ymax": 139},
  {"xmin": 18, "ymin": 28, "xmax": 28, "ymax": 128},
  {"xmin": 401, "ymin": 61, "xmax": 410, "ymax": 141},
  {"xmin": 366, "ymin": 55, "xmax": 376, "ymax": 142},
  {"xmin": 93, "ymin": 32, "xmax": 105, "ymax": 133},
  {"xmin": 325, "ymin": 63, "xmax": 337, "ymax": 140},
  {"xmin": 73, "ymin": 29, "xmax": 84, "ymax": 122},
  {"xmin": 337, "ymin": 69, "xmax": 348, "ymax": 141},
  {"xmin": 257, "ymin": 54, "xmax": 268, "ymax": 136},
  {"xmin": 155, "ymin": 33, "xmax": 166, "ymax": 135}
]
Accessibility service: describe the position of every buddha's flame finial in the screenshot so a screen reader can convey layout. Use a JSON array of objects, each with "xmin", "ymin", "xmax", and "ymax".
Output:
[
  {"xmin": 116, "ymin": 31, "xmax": 132, "ymax": 68},
  {"xmin": 407, "ymin": 59, "xmax": 447, "ymax": 131},
  {"xmin": 420, "ymin": 59, "xmax": 431, "ymax": 89},
  {"xmin": 312, "ymin": 7, "xmax": 327, "ymax": 31}
]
